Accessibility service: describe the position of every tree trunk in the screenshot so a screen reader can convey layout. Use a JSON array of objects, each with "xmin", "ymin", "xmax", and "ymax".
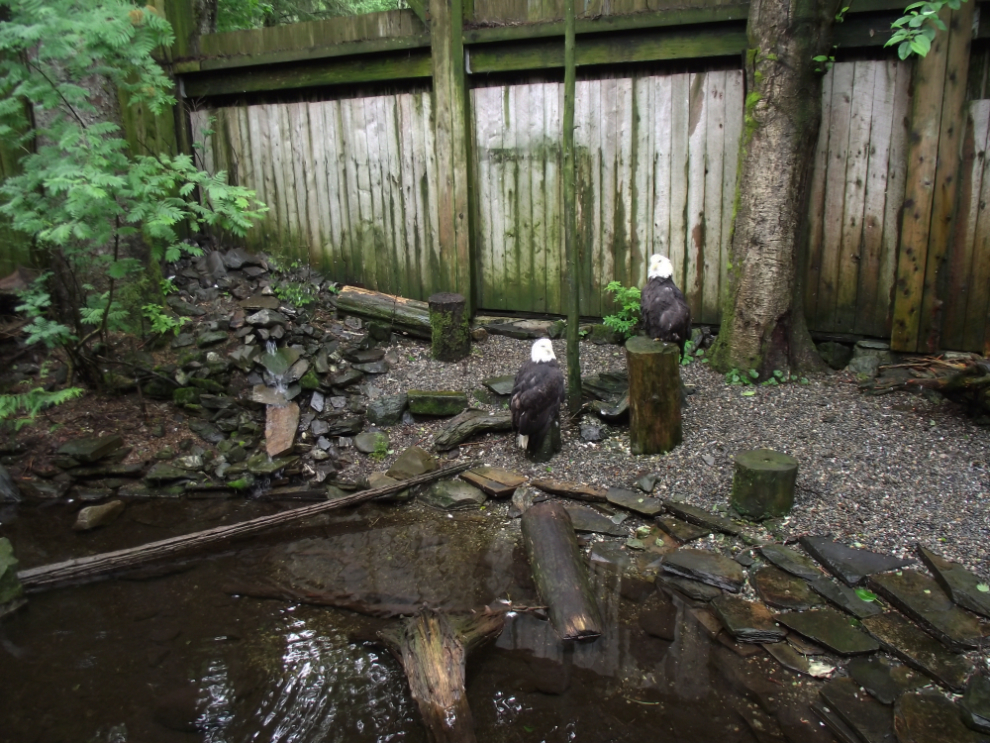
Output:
[{"xmin": 710, "ymin": 0, "xmax": 839, "ymax": 378}]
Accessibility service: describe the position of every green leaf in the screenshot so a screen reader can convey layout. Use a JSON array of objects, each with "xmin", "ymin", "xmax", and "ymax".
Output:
[
  {"xmin": 741, "ymin": 390, "xmax": 756, "ymax": 397},
  {"xmin": 854, "ymin": 588, "xmax": 878, "ymax": 602},
  {"xmin": 977, "ymin": 584, "xmax": 989, "ymax": 593}
]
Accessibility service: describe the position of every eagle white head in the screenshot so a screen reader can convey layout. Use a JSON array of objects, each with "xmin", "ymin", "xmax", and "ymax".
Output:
[
  {"xmin": 648, "ymin": 254, "xmax": 674, "ymax": 280},
  {"xmin": 531, "ymin": 338, "xmax": 556, "ymax": 363}
]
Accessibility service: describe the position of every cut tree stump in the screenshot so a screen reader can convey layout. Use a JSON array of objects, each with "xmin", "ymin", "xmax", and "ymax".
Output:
[
  {"xmin": 429, "ymin": 292, "xmax": 470, "ymax": 362},
  {"xmin": 730, "ymin": 449, "xmax": 798, "ymax": 520},
  {"xmin": 625, "ymin": 337, "xmax": 682, "ymax": 455},
  {"xmin": 378, "ymin": 607, "xmax": 506, "ymax": 743},
  {"xmin": 18, "ymin": 462, "xmax": 478, "ymax": 591},
  {"xmin": 334, "ymin": 286, "xmax": 431, "ymax": 338},
  {"xmin": 521, "ymin": 500, "xmax": 602, "ymax": 640}
]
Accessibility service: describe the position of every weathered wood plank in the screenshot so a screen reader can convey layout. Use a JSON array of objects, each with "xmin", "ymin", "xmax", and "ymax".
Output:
[
  {"xmin": 835, "ymin": 61, "xmax": 876, "ymax": 332},
  {"xmin": 816, "ymin": 62, "xmax": 854, "ymax": 331},
  {"xmin": 600, "ymin": 78, "xmax": 618, "ymax": 311},
  {"xmin": 547, "ymin": 83, "xmax": 565, "ymax": 314},
  {"xmin": 685, "ymin": 72, "xmax": 708, "ymax": 319},
  {"xmin": 632, "ymin": 75, "xmax": 653, "ymax": 290},
  {"xmin": 702, "ymin": 70, "xmax": 726, "ymax": 325},
  {"xmin": 804, "ymin": 66, "xmax": 833, "ymax": 324},
  {"xmin": 651, "ymin": 75, "xmax": 673, "ymax": 264},
  {"xmin": 615, "ymin": 77, "xmax": 635, "ymax": 291},
  {"xmin": 891, "ymin": 7, "xmax": 951, "ymax": 351},
  {"xmin": 877, "ymin": 61, "xmax": 912, "ymax": 338},
  {"xmin": 329, "ymin": 99, "xmax": 353, "ymax": 280},
  {"xmin": 668, "ymin": 73, "xmax": 690, "ymax": 292},
  {"xmin": 962, "ymin": 102, "xmax": 990, "ymax": 352},
  {"xmin": 307, "ymin": 102, "xmax": 331, "ymax": 272},
  {"xmin": 920, "ymin": 0, "xmax": 976, "ymax": 352},
  {"xmin": 855, "ymin": 61, "xmax": 896, "ymax": 338},
  {"xmin": 574, "ymin": 79, "xmax": 596, "ymax": 316},
  {"xmin": 720, "ymin": 70, "xmax": 744, "ymax": 323}
]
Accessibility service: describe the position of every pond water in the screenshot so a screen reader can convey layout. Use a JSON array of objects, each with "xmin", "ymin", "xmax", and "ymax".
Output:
[{"xmin": 0, "ymin": 498, "xmax": 829, "ymax": 743}]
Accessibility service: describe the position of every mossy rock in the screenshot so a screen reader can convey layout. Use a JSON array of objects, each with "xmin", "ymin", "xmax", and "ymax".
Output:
[
  {"xmin": 407, "ymin": 390, "xmax": 467, "ymax": 416},
  {"xmin": 299, "ymin": 369, "xmax": 321, "ymax": 390},
  {"xmin": 0, "ymin": 538, "xmax": 24, "ymax": 605}
]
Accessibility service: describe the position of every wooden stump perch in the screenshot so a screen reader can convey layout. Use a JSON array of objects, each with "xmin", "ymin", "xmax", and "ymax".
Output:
[
  {"xmin": 429, "ymin": 292, "xmax": 470, "ymax": 362},
  {"xmin": 521, "ymin": 501, "xmax": 602, "ymax": 640},
  {"xmin": 379, "ymin": 607, "xmax": 506, "ymax": 743},
  {"xmin": 625, "ymin": 337, "xmax": 682, "ymax": 455},
  {"xmin": 730, "ymin": 449, "xmax": 798, "ymax": 520}
]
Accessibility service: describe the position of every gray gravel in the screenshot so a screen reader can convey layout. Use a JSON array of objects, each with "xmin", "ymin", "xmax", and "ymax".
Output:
[{"xmin": 342, "ymin": 333, "xmax": 990, "ymax": 583}]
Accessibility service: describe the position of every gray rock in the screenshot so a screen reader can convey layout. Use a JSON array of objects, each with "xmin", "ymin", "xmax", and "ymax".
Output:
[
  {"xmin": 166, "ymin": 296, "xmax": 206, "ymax": 317},
  {"xmin": 711, "ymin": 594, "xmax": 786, "ymax": 643},
  {"xmin": 310, "ymin": 391, "xmax": 325, "ymax": 413},
  {"xmin": 246, "ymin": 309, "xmax": 289, "ymax": 328},
  {"xmin": 196, "ymin": 330, "xmax": 228, "ymax": 348},
  {"xmin": 73, "ymin": 500, "xmax": 125, "ymax": 531},
  {"xmin": 245, "ymin": 453, "xmax": 297, "ymax": 475},
  {"xmin": 510, "ymin": 485, "xmax": 544, "ymax": 517},
  {"xmin": 656, "ymin": 515, "xmax": 710, "ymax": 544},
  {"xmin": 777, "ymin": 608, "xmax": 879, "ymax": 656},
  {"xmin": 565, "ymin": 504, "xmax": 627, "ymax": 536},
  {"xmin": 310, "ymin": 419, "xmax": 330, "ymax": 437},
  {"xmin": 0, "ymin": 465, "xmax": 21, "ymax": 503},
  {"xmin": 57, "ymin": 435, "xmax": 125, "ymax": 464},
  {"xmin": 846, "ymin": 656, "xmax": 927, "ymax": 706},
  {"xmin": 366, "ymin": 394, "xmax": 408, "ymax": 426},
  {"xmin": 355, "ymin": 432, "xmax": 386, "ymax": 454},
  {"xmin": 800, "ymin": 535, "xmax": 914, "ymax": 586},
  {"xmin": 145, "ymin": 464, "xmax": 195, "ymax": 484},
  {"xmin": 244, "ymin": 384, "xmax": 287, "ymax": 407},
  {"xmin": 421, "ymin": 480, "xmax": 486, "ymax": 510},
  {"xmin": 386, "ymin": 446, "xmax": 437, "ymax": 480},
  {"xmin": 635, "ymin": 473, "xmax": 659, "ymax": 492},
  {"xmin": 580, "ymin": 423, "xmax": 605, "ymax": 442},
  {"xmin": 170, "ymin": 333, "xmax": 196, "ymax": 349},
  {"xmin": 223, "ymin": 248, "xmax": 263, "ymax": 269},
  {"xmin": 861, "ymin": 612, "xmax": 970, "ymax": 692},
  {"xmin": 917, "ymin": 545, "xmax": 990, "ymax": 619},
  {"xmin": 759, "ymin": 543, "xmax": 823, "ymax": 581},
  {"xmin": 483, "ymin": 375, "xmax": 516, "ymax": 396},
  {"xmin": 751, "ymin": 566, "xmax": 824, "ymax": 611},
  {"xmin": 663, "ymin": 549, "xmax": 746, "ymax": 593},
  {"xmin": 846, "ymin": 354, "xmax": 880, "ymax": 378},
  {"xmin": 286, "ymin": 358, "xmax": 309, "ymax": 383},
  {"xmin": 663, "ymin": 500, "xmax": 742, "ymax": 535},
  {"xmin": 818, "ymin": 677, "xmax": 895, "ymax": 743},
  {"xmin": 809, "ymin": 576, "xmax": 884, "ymax": 618},
  {"xmin": 960, "ymin": 675, "xmax": 990, "ymax": 734},
  {"xmin": 817, "ymin": 341, "xmax": 853, "ymax": 370},
  {"xmin": 188, "ymin": 420, "xmax": 225, "ymax": 445}
]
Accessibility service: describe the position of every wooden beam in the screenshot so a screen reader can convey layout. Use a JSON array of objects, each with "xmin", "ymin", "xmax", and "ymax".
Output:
[
  {"xmin": 891, "ymin": 8, "xmax": 953, "ymax": 352},
  {"xmin": 918, "ymin": 1, "xmax": 976, "ymax": 352},
  {"xmin": 405, "ymin": 0, "xmax": 432, "ymax": 26},
  {"xmin": 182, "ymin": 51, "xmax": 432, "ymax": 97},
  {"xmin": 563, "ymin": 0, "xmax": 581, "ymax": 413},
  {"xmin": 430, "ymin": 0, "xmax": 473, "ymax": 307}
]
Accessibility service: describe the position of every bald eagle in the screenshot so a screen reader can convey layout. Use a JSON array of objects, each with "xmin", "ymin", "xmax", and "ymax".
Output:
[
  {"xmin": 641, "ymin": 254, "xmax": 691, "ymax": 354},
  {"xmin": 511, "ymin": 339, "xmax": 565, "ymax": 454}
]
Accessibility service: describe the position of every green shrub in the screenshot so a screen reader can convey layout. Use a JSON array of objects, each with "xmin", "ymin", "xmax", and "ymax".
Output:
[{"xmin": 602, "ymin": 281, "xmax": 641, "ymax": 339}]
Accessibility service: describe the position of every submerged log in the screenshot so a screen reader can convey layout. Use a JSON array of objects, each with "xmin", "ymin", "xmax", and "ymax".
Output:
[
  {"xmin": 625, "ymin": 337, "xmax": 682, "ymax": 455},
  {"xmin": 429, "ymin": 292, "xmax": 470, "ymax": 362},
  {"xmin": 334, "ymin": 285, "xmax": 431, "ymax": 338},
  {"xmin": 521, "ymin": 501, "xmax": 602, "ymax": 640},
  {"xmin": 18, "ymin": 461, "xmax": 478, "ymax": 591},
  {"xmin": 378, "ymin": 607, "xmax": 506, "ymax": 743}
]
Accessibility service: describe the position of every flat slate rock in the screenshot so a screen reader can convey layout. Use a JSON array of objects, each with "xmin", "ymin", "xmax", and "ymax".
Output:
[
  {"xmin": 917, "ymin": 545, "xmax": 990, "ymax": 619},
  {"xmin": 239, "ymin": 294, "xmax": 280, "ymax": 310},
  {"xmin": 607, "ymin": 488, "xmax": 664, "ymax": 517},
  {"xmin": 407, "ymin": 390, "xmax": 468, "ymax": 416},
  {"xmin": 764, "ymin": 642, "xmax": 834, "ymax": 678},
  {"xmin": 800, "ymin": 535, "xmax": 914, "ymax": 586},
  {"xmin": 386, "ymin": 446, "xmax": 437, "ymax": 480},
  {"xmin": 57, "ymin": 434, "xmax": 125, "ymax": 464},
  {"xmin": 662, "ymin": 549, "xmax": 745, "ymax": 593},
  {"xmin": 895, "ymin": 692, "xmax": 986, "ymax": 743},
  {"xmin": 565, "ymin": 504, "xmax": 627, "ymax": 537},
  {"xmin": 819, "ymin": 677, "xmax": 896, "ymax": 743},
  {"xmin": 868, "ymin": 569, "xmax": 984, "ymax": 651},
  {"xmin": 658, "ymin": 575, "xmax": 724, "ymax": 602},
  {"xmin": 860, "ymin": 612, "xmax": 971, "ymax": 692},
  {"xmin": 810, "ymin": 576, "xmax": 885, "ymax": 618},
  {"xmin": 776, "ymin": 608, "xmax": 880, "ymax": 656},
  {"xmin": 846, "ymin": 656, "xmax": 927, "ymax": 706},
  {"xmin": 760, "ymin": 543, "xmax": 823, "ymax": 581},
  {"xmin": 711, "ymin": 594, "xmax": 785, "ymax": 643},
  {"xmin": 421, "ymin": 480, "xmax": 486, "ymax": 510},
  {"xmin": 530, "ymin": 479, "xmax": 608, "ymax": 503},
  {"xmin": 662, "ymin": 500, "xmax": 742, "ymax": 535},
  {"xmin": 589, "ymin": 541, "xmax": 633, "ymax": 570},
  {"xmin": 482, "ymin": 375, "xmax": 515, "ymax": 396},
  {"xmin": 461, "ymin": 466, "xmax": 526, "ymax": 498},
  {"xmin": 752, "ymin": 566, "xmax": 824, "ymax": 611},
  {"xmin": 960, "ymin": 675, "xmax": 990, "ymax": 734},
  {"xmin": 811, "ymin": 702, "xmax": 864, "ymax": 743},
  {"xmin": 656, "ymin": 515, "xmax": 711, "ymax": 543}
]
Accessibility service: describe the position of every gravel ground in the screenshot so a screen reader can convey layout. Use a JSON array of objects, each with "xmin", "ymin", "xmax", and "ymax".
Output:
[{"xmin": 338, "ymin": 333, "xmax": 990, "ymax": 583}]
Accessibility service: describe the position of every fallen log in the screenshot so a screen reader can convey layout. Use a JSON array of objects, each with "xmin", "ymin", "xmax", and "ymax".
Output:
[
  {"xmin": 334, "ymin": 285, "xmax": 431, "ymax": 339},
  {"xmin": 378, "ymin": 607, "xmax": 506, "ymax": 743},
  {"xmin": 529, "ymin": 478, "xmax": 608, "ymax": 503},
  {"xmin": 18, "ymin": 461, "xmax": 478, "ymax": 591},
  {"xmin": 521, "ymin": 501, "xmax": 602, "ymax": 640},
  {"xmin": 433, "ymin": 409, "xmax": 513, "ymax": 451}
]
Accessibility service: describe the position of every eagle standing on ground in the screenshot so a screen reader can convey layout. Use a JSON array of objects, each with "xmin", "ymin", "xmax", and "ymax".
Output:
[
  {"xmin": 641, "ymin": 254, "xmax": 692, "ymax": 354},
  {"xmin": 510, "ymin": 339, "xmax": 565, "ymax": 454}
]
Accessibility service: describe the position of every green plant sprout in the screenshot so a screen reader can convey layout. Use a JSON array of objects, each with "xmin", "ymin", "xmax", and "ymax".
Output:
[{"xmin": 602, "ymin": 281, "xmax": 641, "ymax": 339}]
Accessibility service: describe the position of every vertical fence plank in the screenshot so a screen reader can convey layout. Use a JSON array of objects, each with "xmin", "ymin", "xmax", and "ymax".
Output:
[
  {"xmin": 546, "ymin": 82, "xmax": 564, "ymax": 314},
  {"xmin": 632, "ymin": 76, "xmax": 653, "ymax": 288},
  {"xmin": 575, "ymin": 79, "xmax": 597, "ymax": 316},
  {"xmin": 600, "ymin": 78, "xmax": 619, "ymax": 307},
  {"xmin": 615, "ymin": 77, "xmax": 635, "ymax": 291},
  {"xmin": 669, "ymin": 73, "xmax": 689, "ymax": 291},
  {"xmin": 328, "ymin": 100, "xmax": 353, "ymax": 280},
  {"xmin": 652, "ymin": 76, "xmax": 673, "ymax": 263},
  {"xmin": 804, "ymin": 67, "xmax": 833, "ymax": 325},
  {"xmin": 586, "ymin": 79, "xmax": 604, "ymax": 317},
  {"xmin": 685, "ymin": 72, "xmax": 708, "ymax": 319},
  {"xmin": 306, "ymin": 102, "xmax": 329, "ymax": 271},
  {"xmin": 962, "ymin": 102, "xmax": 990, "ymax": 352},
  {"xmin": 702, "ymin": 70, "xmax": 726, "ymax": 325},
  {"xmin": 855, "ymin": 61, "xmax": 896, "ymax": 338},
  {"xmin": 720, "ymin": 70, "xmax": 744, "ymax": 323}
]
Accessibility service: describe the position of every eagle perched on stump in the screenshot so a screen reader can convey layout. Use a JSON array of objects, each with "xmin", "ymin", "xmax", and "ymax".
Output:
[
  {"xmin": 641, "ymin": 254, "xmax": 691, "ymax": 354},
  {"xmin": 511, "ymin": 339, "xmax": 565, "ymax": 454}
]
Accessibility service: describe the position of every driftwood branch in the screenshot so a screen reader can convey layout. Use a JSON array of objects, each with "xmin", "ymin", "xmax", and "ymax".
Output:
[{"xmin": 18, "ymin": 461, "xmax": 479, "ymax": 591}]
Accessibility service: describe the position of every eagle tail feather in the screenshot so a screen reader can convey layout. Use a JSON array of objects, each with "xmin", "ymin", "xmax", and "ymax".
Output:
[{"xmin": 516, "ymin": 434, "xmax": 529, "ymax": 450}]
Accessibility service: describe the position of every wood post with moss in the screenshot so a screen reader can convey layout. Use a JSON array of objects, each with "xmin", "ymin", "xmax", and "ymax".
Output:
[
  {"xmin": 521, "ymin": 501, "xmax": 602, "ymax": 640},
  {"xmin": 625, "ymin": 337, "xmax": 682, "ymax": 455},
  {"xmin": 429, "ymin": 292, "xmax": 470, "ymax": 361},
  {"xmin": 730, "ymin": 448, "xmax": 798, "ymax": 519}
]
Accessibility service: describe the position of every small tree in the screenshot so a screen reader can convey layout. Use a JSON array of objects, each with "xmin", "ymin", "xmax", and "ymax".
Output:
[{"xmin": 0, "ymin": 0, "xmax": 266, "ymax": 385}]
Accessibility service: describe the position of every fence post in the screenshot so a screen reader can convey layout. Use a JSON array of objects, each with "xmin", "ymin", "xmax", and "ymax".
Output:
[
  {"xmin": 891, "ymin": 3, "xmax": 974, "ymax": 352},
  {"xmin": 429, "ymin": 0, "xmax": 473, "ymax": 311}
]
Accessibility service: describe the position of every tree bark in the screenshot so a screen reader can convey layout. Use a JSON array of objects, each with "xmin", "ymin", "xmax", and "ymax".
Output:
[
  {"xmin": 710, "ymin": 0, "xmax": 839, "ymax": 378},
  {"xmin": 625, "ymin": 337, "xmax": 682, "ymax": 455},
  {"xmin": 334, "ymin": 285, "xmax": 432, "ymax": 338},
  {"xmin": 429, "ymin": 292, "xmax": 470, "ymax": 362}
]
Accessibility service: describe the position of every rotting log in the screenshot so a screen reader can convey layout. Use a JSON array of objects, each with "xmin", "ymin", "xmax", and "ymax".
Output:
[
  {"xmin": 379, "ymin": 607, "xmax": 506, "ymax": 743},
  {"xmin": 625, "ymin": 337, "xmax": 682, "ymax": 455},
  {"xmin": 334, "ymin": 286, "xmax": 431, "ymax": 339},
  {"xmin": 429, "ymin": 292, "xmax": 470, "ymax": 362},
  {"xmin": 521, "ymin": 501, "xmax": 602, "ymax": 640},
  {"xmin": 433, "ymin": 409, "xmax": 513, "ymax": 451},
  {"xmin": 18, "ymin": 461, "xmax": 478, "ymax": 591},
  {"xmin": 730, "ymin": 449, "xmax": 798, "ymax": 520}
]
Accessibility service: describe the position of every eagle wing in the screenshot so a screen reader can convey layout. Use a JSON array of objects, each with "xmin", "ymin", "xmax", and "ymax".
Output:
[
  {"xmin": 510, "ymin": 360, "xmax": 564, "ymax": 437},
  {"xmin": 642, "ymin": 277, "xmax": 691, "ymax": 349}
]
